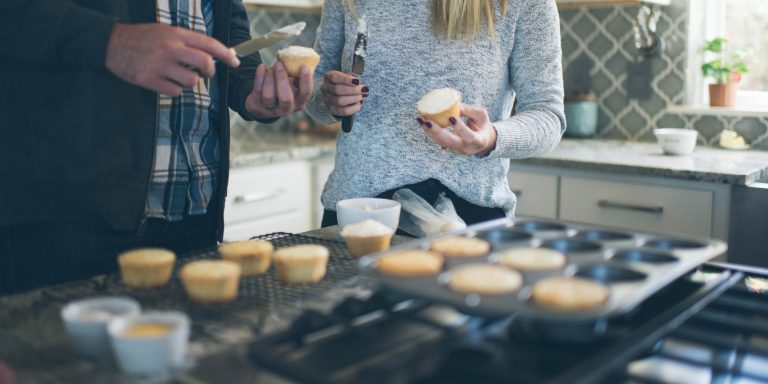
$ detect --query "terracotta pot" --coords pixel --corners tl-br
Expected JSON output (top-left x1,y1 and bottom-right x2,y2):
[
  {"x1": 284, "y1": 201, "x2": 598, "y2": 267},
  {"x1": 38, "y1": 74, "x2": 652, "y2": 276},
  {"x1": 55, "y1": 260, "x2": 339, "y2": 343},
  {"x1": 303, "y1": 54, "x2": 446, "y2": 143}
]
[{"x1": 708, "y1": 72, "x2": 742, "y2": 108}]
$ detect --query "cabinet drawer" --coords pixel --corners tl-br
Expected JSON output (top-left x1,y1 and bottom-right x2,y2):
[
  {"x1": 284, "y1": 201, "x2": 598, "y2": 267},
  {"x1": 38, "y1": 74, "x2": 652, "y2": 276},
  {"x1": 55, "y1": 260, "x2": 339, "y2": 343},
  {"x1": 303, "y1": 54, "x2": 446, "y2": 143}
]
[
  {"x1": 559, "y1": 176, "x2": 713, "y2": 237},
  {"x1": 507, "y1": 170, "x2": 558, "y2": 219},
  {"x1": 225, "y1": 162, "x2": 311, "y2": 226}
]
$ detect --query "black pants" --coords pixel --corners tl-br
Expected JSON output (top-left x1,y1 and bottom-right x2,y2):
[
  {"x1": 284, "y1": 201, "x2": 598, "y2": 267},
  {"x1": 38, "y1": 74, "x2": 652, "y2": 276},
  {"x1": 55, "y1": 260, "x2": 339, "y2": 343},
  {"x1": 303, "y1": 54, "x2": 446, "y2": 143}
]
[
  {"x1": 0, "y1": 209, "x2": 218, "y2": 296},
  {"x1": 322, "y1": 178, "x2": 506, "y2": 231}
]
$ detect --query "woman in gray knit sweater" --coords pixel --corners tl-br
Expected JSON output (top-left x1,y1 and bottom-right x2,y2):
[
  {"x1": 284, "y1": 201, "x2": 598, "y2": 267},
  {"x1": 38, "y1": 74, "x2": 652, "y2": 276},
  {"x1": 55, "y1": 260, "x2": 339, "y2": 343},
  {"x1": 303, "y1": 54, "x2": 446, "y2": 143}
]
[{"x1": 306, "y1": 0, "x2": 565, "y2": 227}]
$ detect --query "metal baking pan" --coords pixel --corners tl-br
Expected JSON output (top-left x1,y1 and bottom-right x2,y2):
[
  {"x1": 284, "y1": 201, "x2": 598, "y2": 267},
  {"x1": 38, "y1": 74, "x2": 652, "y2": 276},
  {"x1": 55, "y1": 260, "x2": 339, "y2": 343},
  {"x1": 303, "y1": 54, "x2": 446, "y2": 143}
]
[{"x1": 358, "y1": 217, "x2": 728, "y2": 321}]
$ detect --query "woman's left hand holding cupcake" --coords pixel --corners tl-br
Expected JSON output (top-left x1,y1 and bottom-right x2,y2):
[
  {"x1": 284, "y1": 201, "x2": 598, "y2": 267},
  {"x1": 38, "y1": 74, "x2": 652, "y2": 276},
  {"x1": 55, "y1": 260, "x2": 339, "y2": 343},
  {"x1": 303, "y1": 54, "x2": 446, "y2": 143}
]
[
  {"x1": 245, "y1": 62, "x2": 313, "y2": 119},
  {"x1": 419, "y1": 104, "x2": 497, "y2": 156}
]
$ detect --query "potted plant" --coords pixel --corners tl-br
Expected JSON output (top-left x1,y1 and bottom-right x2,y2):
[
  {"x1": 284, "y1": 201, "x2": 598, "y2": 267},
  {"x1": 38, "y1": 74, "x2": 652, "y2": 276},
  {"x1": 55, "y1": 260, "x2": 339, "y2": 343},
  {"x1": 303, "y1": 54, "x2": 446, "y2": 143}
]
[{"x1": 701, "y1": 37, "x2": 749, "y2": 107}]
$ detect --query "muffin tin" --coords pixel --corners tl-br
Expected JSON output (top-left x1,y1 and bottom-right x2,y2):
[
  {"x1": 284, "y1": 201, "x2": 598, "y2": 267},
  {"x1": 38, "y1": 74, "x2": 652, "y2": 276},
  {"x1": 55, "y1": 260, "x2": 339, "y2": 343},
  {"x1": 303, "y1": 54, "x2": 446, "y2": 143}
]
[{"x1": 358, "y1": 217, "x2": 728, "y2": 321}]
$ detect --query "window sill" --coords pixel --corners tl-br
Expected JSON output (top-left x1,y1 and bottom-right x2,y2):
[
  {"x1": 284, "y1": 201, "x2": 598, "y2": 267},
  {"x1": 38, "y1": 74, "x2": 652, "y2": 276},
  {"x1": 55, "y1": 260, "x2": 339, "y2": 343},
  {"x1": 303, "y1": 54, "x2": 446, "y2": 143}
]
[{"x1": 668, "y1": 105, "x2": 768, "y2": 117}]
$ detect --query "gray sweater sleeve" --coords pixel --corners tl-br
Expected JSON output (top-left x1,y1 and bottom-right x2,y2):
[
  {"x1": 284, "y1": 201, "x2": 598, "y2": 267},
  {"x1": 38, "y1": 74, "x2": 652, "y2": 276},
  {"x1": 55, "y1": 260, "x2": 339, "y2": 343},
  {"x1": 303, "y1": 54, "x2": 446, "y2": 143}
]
[
  {"x1": 305, "y1": 0, "x2": 345, "y2": 125},
  {"x1": 487, "y1": 0, "x2": 566, "y2": 160}
]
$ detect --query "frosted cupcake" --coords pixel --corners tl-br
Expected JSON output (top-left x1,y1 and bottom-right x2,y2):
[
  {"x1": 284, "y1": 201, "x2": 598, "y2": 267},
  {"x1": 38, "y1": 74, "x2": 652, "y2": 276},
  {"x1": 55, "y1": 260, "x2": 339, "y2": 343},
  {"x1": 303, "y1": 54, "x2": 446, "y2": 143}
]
[
  {"x1": 277, "y1": 46, "x2": 321, "y2": 77},
  {"x1": 416, "y1": 88, "x2": 462, "y2": 128},
  {"x1": 340, "y1": 219, "x2": 395, "y2": 257}
]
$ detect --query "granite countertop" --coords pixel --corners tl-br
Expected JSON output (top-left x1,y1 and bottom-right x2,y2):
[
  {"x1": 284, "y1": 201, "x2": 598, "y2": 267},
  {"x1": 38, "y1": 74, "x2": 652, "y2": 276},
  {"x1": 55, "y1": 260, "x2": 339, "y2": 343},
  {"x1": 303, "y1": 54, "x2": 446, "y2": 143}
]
[
  {"x1": 517, "y1": 139, "x2": 768, "y2": 185},
  {"x1": 229, "y1": 121, "x2": 337, "y2": 168}
]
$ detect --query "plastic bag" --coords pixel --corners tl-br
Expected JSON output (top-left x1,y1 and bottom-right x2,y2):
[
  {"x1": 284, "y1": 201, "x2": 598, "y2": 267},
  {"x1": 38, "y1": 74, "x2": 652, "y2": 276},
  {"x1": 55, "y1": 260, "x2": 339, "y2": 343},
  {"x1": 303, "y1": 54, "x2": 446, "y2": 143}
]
[{"x1": 392, "y1": 188, "x2": 467, "y2": 238}]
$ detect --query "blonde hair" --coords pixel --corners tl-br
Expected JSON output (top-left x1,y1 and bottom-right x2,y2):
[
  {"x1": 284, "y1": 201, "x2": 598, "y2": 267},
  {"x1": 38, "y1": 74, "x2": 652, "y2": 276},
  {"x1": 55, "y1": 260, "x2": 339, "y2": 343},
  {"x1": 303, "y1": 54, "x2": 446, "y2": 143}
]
[{"x1": 345, "y1": 1, "x2": 507, "y2": 40}]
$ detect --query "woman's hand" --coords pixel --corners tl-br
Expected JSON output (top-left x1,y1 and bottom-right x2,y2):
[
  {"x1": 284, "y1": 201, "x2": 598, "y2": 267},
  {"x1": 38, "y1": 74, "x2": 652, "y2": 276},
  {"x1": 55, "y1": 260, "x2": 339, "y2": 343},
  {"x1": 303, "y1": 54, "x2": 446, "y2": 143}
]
[
  {"x1": 245, "y1": 62, "x2": 313, "y2": 119},
  {"x1": 419, "y1": 104, "x2": 497, "y2": 156},
  {"x1": 321, "y1": 71, "x2": 368, "y2": 116}
]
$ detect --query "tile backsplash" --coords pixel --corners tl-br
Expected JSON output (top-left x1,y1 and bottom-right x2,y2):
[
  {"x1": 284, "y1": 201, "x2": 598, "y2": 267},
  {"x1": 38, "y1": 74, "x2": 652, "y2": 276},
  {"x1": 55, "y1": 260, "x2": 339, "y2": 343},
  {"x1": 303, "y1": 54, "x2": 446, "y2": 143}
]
[
  {"x1": 561, "y1": 0, "x2": 768, "y2": 149},
  {"x1": 244, "y1": 3, "x2": 768, "y2": 150}
]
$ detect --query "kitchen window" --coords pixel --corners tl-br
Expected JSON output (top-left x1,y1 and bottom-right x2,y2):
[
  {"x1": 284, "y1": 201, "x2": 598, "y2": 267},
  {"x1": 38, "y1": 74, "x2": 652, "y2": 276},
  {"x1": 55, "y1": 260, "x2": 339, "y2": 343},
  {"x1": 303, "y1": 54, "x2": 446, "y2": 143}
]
[{"x1": 686, "y1": 0, "x2": 768, "y2": 111}]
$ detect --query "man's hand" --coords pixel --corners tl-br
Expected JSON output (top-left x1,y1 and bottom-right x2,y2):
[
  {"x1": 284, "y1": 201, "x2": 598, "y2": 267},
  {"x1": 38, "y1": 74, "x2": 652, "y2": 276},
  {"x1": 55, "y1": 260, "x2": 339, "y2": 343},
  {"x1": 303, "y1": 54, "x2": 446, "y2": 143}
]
[
  {"x1": 244, "y1": 62, "x2": 313, "y2": 119},
  {"x1": 105, "y1": 23, "x2": 240, "y2": 96}
]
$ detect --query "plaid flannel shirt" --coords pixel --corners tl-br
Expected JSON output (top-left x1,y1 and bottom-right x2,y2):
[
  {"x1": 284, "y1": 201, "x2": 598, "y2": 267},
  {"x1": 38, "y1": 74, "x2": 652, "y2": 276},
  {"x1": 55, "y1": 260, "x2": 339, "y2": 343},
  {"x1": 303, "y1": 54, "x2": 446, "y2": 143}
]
[{"x1": 146, "y1": 0, "x2": 220, "y2": 221}]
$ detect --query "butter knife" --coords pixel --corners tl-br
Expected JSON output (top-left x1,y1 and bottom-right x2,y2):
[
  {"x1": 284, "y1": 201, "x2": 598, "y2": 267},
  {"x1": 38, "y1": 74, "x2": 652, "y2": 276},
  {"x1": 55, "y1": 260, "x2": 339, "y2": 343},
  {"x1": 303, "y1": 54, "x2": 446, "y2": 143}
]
[
  {"x1": 232, "y1": 21, "x2": 306, "y2": 57},
  {"x1": 341, "y1": 31, "x2": 367, "y2": 133}
]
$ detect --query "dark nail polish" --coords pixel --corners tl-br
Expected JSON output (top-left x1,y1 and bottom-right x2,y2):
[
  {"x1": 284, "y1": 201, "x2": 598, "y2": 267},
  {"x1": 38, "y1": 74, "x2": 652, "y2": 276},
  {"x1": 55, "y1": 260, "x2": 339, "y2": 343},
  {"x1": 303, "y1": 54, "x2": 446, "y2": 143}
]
[
  {"x1": 352, "y1": 78, "x2": 360, "y2": 85},
  {"x1": 416, "y1": 117, "x2": 424, "y2": 125},
  {"x1": 449, "y1": 117, "x2": 457, "y2": 125},
  {"x1": 360, "y1": 100, "x2": 364, "y2": 105},
  {"x1": 425, "y1": 121, "x2": 433, "y2": 129},
  {"x1": 362, "y1": 85, "x2": 369, "y2": 93},
  {"x1": 362, "y1": 93, "x2": 369, "y2": 98}
]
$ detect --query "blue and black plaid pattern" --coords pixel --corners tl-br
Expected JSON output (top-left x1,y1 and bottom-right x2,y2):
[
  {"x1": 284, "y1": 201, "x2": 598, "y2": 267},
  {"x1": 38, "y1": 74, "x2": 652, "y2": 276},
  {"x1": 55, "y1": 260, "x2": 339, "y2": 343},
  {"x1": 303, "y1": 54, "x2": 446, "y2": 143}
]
[{"x1": 147, "y1": 0, "x2": 220, "y2": 221}]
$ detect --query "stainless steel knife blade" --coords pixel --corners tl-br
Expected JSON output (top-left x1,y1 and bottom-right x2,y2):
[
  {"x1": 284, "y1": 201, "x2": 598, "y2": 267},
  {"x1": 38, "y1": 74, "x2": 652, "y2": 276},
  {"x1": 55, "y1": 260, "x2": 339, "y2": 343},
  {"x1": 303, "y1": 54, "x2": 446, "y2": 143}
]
[
  {"x1": 342, "y1": 32, "x2": 367, "y2": 133},
  {"x1": 232, "y1": 21, "x2": 306, "y2": 57}
]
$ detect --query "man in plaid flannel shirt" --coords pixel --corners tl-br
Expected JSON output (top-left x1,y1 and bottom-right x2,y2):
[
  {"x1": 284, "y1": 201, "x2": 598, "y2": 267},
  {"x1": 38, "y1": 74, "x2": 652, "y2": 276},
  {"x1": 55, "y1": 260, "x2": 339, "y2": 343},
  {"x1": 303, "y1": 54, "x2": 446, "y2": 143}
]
[{"x1": 0, "y1": 0, "x2": 313, "y2": 294}]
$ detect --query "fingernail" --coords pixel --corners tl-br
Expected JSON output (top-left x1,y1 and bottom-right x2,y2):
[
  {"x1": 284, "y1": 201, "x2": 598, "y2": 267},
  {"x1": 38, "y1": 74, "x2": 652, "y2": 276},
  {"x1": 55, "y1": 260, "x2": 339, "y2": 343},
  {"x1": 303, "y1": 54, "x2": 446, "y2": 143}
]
[
  {"x1": 449, "y1": 117, "x2": 457, "y2": 125},
  {"x1": 362, "y1": 93, "x2": 369, "y2": 98},
  {"x1": 360, "y1": 100, "x2": 365, "y2": 105},
  {"x1": 352, "y1": 78, "x2": 360, "y2": 85},
  {"x1": 441, "y1": 147, "x2": 447, "y2": 151},
  {"x1": 425, "y1": 121, "x2": 433, "y2": 129},
  {"x1": 362, "y1": 85, "x2": 369, "y2": 93},
  {"x1": 416, "y1": 117, "x2": 424, "y2": 125}
]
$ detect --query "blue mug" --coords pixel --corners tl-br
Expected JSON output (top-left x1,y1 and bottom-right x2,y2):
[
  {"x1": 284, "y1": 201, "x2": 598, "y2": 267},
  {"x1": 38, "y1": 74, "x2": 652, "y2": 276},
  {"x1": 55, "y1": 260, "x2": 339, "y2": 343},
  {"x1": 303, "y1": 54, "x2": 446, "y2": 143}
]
[{"x1": 564, "y1": 100, "x2": 598, "y2": 138}]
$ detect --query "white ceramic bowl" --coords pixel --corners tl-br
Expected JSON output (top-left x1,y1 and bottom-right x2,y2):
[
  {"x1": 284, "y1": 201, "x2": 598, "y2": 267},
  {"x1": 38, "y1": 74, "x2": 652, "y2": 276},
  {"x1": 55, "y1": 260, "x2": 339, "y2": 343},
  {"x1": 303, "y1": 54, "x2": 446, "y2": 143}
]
[
  {"x1": 61, "y1": 297, "x2": 141, "y2": 360},
  {"x1": 336, "y1": 198, "x2": 401, "y2": 230},
  {"x1": 654, "y1": 128, "x2": 698, "y2": 155},
  {"x1": 108, "y1": 311, "x2": 190, "y2": 377}
]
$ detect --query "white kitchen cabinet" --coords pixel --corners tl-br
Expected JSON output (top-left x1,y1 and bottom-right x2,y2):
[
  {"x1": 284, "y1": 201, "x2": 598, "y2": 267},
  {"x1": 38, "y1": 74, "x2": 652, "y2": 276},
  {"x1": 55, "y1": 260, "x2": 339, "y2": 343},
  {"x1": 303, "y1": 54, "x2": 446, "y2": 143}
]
[
  {"x1": 224, "y1": 161, "x2": 312, "y2": 241},
  {"x1": 507, "y1": 169, "x2": 559, "y2": 219},
  {"x1": 508, "y1": 165, "x2": 731, "y2": 240}
]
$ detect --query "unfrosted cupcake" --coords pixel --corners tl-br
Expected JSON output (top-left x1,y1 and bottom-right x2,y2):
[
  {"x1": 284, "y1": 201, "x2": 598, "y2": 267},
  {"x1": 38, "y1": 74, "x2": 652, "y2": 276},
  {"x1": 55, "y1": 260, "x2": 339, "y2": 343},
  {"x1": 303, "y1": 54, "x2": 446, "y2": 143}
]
[
  {"x1": 218, "y1": 240, "x2": 273, "y2": 276},
  {"x1": 431, "y1": 236, "x2": 491, "y2": 259},
  {"x1": 340, "y1": 219, "x2": 395, "y2": 258},
  {"x1": 277, "y1": 46, "x2": 321, "y2": 77},
  {"x1": 118, "y1": 248, "x2": 176, "y2": 288},
  {"x1": 179, "y1": 260, "x2": 241, "y2": 303},
  {"x1": 273, "y1": 245, "x2": 330, "y2": 284}
]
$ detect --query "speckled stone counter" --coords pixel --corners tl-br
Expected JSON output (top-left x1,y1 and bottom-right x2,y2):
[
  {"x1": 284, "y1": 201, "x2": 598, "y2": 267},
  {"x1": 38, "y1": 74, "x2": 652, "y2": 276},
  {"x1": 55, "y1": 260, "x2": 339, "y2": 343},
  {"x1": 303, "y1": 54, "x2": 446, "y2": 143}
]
[
  {"x1": 517, "y1": 139, "x2": 768, "y2": 185},
  {"x1": 229, "y1": 121, "x2": 337, "y2": 168}
]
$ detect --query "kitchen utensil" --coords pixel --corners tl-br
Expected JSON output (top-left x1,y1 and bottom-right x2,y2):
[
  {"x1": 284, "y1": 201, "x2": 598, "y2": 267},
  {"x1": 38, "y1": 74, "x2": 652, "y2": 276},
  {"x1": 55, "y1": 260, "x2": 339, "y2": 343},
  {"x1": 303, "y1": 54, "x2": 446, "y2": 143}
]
[
  {"x1": 232, "y1": 21, "x2": 306, "y2": 57},
  {"x1": 61, "y1": 297, "x2": 141, "y2": 360},
  {"x1": 341, "y1": 27, "x2": 367, "y2": 133},
  {"x1": 359, "y1": 217, "x2": 727, "y2": 321},
  {"x1": 336, "y1": 198, "x2": 400, "y2": 231},
  {"x1": 654, "y1": 128, "x2": 698, "y2": 155}
]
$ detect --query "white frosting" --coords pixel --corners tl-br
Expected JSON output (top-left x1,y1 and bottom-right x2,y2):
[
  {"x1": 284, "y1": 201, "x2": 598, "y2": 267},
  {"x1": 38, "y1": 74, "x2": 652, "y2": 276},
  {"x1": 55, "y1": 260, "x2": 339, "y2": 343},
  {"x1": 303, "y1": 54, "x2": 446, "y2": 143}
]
[
  {"x1": 341, "y1": 219, "x2": 394, "y2": 237},
  {"x1": 276, "y1": 21, "x2": 306, "y2": 36},
  {"x1": 357, "y1": 16, "x2": 367, "y2": 34},
  {"x1": 720, "y1": 130, "x2": 750, "y2": 150},
  {"x1": 416, "y1": 88, "x2": 461, "y2": 114},
  {"x1": 277, "y1": 45, "x2": 317, "y2": 57}
]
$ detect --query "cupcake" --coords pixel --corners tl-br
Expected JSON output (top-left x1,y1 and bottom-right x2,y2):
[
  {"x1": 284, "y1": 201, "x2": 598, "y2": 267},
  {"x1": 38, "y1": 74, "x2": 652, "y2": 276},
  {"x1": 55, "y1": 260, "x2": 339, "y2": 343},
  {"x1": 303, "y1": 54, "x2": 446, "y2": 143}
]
[
  {"x1": 430, "y1": 236, "x2": 490, "y2": 259},
  {"x1": 118, "y1": 248, "x2": 176, "y2": 288},
  {"x1": 448, "y1": 264, "x2": 523, "y2": 295},
  {"x1": 340, "y1": 219, "x2": 395, "y2": 257},
  {"x1": 497, "y1": 247, "x2": 566, "y2": 271},
  {"x1": 218, "y1": 240, "x2": 273, "y2": 276},
  {"x1": 531, "y1": 276, "x2": 609, "y2": 311},
  {"x1": 416, "y1": 88, "x2": 461, "y2": 128},
  {"x1": 376, "y1": 250, "x2": 444, "y2": 277},
  {"x1": 179, "y1": 260, "x2": 241, "y2": 303},
  {"x1": 277, "y1": 46, "x2": 321, "y2": 77},
  {"x1": 273, "y1": 245, "x2": 330, "y2": 284}
]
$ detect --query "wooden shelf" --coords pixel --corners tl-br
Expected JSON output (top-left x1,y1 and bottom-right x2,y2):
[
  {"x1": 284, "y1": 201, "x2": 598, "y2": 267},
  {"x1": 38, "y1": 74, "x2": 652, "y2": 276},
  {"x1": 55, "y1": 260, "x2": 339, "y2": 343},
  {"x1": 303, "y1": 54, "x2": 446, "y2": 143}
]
[{"x1": 556, "y1": 0, "x2": 670, "y2": 8}]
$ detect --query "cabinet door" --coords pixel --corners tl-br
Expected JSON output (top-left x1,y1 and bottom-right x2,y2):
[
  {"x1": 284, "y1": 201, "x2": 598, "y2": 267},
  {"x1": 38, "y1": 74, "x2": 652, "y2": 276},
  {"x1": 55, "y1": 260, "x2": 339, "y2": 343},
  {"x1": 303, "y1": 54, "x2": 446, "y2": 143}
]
[
  {"x1": 559, "y1": 176, "x2": 713, "y2": 237},
  {"x1": 224, "y1": 162, "x2": 312, "y2": 240},
  {"x1": 312, "y1": 159, "x2": 335, "y2": 228},
  {"x1": 507, "y1": 170, "x2": 558, "y2": 219}
]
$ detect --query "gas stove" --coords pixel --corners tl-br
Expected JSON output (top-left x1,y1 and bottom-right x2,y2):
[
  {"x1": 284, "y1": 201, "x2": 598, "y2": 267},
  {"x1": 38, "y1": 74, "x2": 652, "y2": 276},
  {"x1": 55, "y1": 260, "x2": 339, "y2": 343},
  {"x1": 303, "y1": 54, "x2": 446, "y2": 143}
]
[{"x1": 237, "y1": 263, "x2": 768, "y2": 384}]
